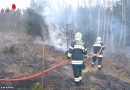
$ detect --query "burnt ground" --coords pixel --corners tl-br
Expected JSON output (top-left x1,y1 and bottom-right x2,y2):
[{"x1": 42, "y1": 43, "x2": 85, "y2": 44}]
[
  {"x1": 43, "y1": 48, "x2": 130, "y2": 90},
  {"x1": 0, "y1": 43, "x2": 130, "y2": 90},
  {"x1": 43, "y1": 58, "x2": 130, "y2": 90}
]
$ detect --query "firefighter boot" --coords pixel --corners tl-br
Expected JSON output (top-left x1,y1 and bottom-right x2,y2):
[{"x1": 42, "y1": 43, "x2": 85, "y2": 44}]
[
  {"x1": 91, "y1": 62, "x2": 95, "y2": 68},
  {"x1": 75, "y1": 81, "x2": 81, "y2": 86},
  {"x1": 98, "y1": 65, "x2": 103, "y2": 70}
]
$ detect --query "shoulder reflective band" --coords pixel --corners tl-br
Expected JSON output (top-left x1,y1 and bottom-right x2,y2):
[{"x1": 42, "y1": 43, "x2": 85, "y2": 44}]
[
  {"x1": 102, "y1": 46, "x2": 105, "y2": 47},
  {"x1": 94, "y1": 43, "x2": 101, "y2": 47},
  {"x1": 74, "y1": 45, "x2": 84, "y2": 49}
]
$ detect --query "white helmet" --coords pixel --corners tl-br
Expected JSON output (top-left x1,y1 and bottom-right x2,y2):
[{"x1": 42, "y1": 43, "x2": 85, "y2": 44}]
[
  {"x1": 96, "y1": 37, "x2": 101, "y2": 43},
  {"x1": 75, "y1": 32, "x2": 82, "y2": 41}
]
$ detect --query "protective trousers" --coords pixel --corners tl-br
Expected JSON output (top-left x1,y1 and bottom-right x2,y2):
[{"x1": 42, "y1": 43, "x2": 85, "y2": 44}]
[
  {"x1": 92, "y1": 56, "x2": 103, "y2": 67},
  {"x1": 72, "y1": 64, "x2": 83, "y2": 84}
]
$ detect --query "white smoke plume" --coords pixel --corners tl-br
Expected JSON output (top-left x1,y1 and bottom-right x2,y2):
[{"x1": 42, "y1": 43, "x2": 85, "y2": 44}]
[
  {"x1": 32, "y1": 0, "x2": 122, "y2": 52},
  {"x1": 43, "y1": 14, "x2": 67, "y2": 51}
]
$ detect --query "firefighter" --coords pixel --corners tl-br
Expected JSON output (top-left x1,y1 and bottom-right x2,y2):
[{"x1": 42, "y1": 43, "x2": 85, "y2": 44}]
[
  {"x1": 92, "y1": 37, "x2": 105, "y2": 70},
  {"x1": 67, "y1": 32, "x2": 87, "y2": 86}
]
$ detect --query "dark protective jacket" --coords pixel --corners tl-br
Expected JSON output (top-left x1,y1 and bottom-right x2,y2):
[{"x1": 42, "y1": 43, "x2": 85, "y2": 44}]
[
  {"x1": 68, "y1": 40, "x2": 87, "y2": 65},
  {"x1": 93, "y1": 42, "x2": 105, "y2": 57}
]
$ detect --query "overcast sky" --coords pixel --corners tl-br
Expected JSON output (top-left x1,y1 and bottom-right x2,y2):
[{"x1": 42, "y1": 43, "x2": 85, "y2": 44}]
[
  {"x1": 0, "y1": 0, "x2": 31, "y2": 9},
  {"x1": 0, "y1": 0, "x2": 120, "y2": 10}
]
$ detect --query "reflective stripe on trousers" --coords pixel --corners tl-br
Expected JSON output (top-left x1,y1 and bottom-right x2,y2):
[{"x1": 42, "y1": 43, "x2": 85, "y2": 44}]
[
  {"x1": 75, "y1": 77, "x2": 80, "y2": 82},
  {"x1": 71, "y1": 60, "x2": 83, "y2": 64},
  {"x1": 75, "y1": 76, "x2": 82, "y2": 82}
]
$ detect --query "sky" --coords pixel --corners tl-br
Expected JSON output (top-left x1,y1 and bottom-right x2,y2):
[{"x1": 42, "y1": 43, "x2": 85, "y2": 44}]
[
  {"x1": 47, "y1": 0, "x2": 121, "y2": 11},
  {"x1": 0, "y1": 0, "x2": 120, "y2": 10},
  {"x1": 0, "y1": 0, "x2": 31, "y2": 9}
]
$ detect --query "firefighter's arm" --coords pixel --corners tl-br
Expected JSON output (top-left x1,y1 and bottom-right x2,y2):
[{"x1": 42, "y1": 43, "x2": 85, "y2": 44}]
[
  {"x1": 67, "y1": 43, "x2": 74, "y2": 59},
  {"x1": 101, "y1": 43, "x2": 105, "y2": 50},
  {"x1": 83, "y1": 48, "x2": 88, "y2": 55},
  {"x1": 67, "y1": 48, "x2": 72, "y2": 59},
  {"x1": 67, "y1": 52, "x2": 72, "y2": 59},
  {"x1": 93, "y1": 45, "x2": 97, "y2": 56},
  {"x1": 83, "y1": 48, "x2": 87, "y2": 58}
]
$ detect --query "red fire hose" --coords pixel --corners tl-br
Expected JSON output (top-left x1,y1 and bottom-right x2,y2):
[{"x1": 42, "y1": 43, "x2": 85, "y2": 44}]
[{"x1": 0, "y1": 48, "x2": 102, "y2": 82}]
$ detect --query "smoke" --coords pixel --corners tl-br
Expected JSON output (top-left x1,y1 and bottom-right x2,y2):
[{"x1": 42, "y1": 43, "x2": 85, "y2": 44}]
[
  {"x1": 23, "y1": 0, "x2": 68, "y2": 51},
  {"x1": 43, "y1": 15, "x2": 67, "y2": 51},
  {"x1": 23, "y1": 0, "x2": 49, "y2": 42},
  {"x1": 44, "y1": 0, "x2": 124, "y2": 51},
  {"x1": 23, "y1": 0, "x2": 130, "y2": 52}
]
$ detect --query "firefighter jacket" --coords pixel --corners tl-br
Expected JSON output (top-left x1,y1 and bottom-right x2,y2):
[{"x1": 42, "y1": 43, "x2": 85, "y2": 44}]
[
  {"x1": 67, "y1": 40, "x2": 87, "y2": 65},
  {"x1": 93, "y1": 41, "x2": 105, "y2": 57}
]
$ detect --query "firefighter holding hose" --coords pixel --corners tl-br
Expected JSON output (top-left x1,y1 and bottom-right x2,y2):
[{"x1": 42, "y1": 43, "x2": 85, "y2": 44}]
[
  {"x1": 92, "y1": 37, "x2": 105, "y2": 70},
  {"x1": 67, "y1": 32, "x2": 87, "y2": 86}
]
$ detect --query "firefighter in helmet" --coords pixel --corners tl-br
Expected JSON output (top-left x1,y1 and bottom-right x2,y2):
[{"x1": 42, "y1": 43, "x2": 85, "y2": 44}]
[
  {"x1": 67, "y1": 32, "x2": 87, "y2": 86},
  {"x1": 92, "y1": 37, "x2": 105, "y2": 70}
]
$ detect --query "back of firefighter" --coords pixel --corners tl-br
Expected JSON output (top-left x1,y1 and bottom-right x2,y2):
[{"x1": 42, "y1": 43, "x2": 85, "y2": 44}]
[
  {"x1": 67, "y1": 32, "x2": 87, "y2": 86},
  {"x1": 92, "y1": 37, "x2": 105, "y2": 70}
]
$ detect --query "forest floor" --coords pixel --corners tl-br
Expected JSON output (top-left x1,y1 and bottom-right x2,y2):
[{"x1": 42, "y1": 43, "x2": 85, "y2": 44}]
[
  {"x1": 0, "y1": 41, "x2": 130, "y2": 90},
  {"x1": 43, "y1": 51, "x2": 130, "y2": 90}
]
